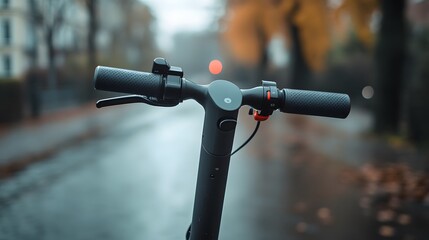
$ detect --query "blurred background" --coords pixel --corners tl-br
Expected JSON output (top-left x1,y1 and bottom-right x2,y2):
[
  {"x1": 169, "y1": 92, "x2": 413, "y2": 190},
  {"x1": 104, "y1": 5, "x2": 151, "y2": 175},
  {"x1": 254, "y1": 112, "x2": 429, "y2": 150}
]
[{"x1": 0, "y1": 0, "x2": 429, "y2": 239}]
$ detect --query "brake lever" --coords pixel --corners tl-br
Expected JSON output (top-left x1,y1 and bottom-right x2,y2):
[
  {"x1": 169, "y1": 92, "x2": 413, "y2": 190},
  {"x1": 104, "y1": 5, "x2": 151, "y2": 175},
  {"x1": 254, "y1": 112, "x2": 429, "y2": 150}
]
[{"x1": 96, "y1": 95, "x2": 179, "y2": 108}]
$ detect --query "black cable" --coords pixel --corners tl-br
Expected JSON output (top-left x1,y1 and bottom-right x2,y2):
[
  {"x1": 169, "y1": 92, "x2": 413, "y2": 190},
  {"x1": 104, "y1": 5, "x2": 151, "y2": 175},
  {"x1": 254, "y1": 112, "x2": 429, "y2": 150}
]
[
  {"x1": 230, "y1": 120, "x2": 261, "y2": 156},
  {"x1": 186, "y1": 224, "x2": 191, "y2": 240}
]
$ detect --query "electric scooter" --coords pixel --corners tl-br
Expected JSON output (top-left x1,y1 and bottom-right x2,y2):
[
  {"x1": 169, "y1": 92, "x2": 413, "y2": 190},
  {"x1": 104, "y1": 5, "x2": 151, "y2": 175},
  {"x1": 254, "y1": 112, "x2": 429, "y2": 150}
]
[{"x1": 93, "y1": 58, "x2": 350, "y2": 240}]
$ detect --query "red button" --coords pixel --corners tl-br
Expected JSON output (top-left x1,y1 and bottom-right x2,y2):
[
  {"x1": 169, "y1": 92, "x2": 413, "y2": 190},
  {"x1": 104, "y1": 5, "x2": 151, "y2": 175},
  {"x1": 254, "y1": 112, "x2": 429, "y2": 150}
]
[{"x1": 253, "y1": 111, "x2": 269, "y2": 121}]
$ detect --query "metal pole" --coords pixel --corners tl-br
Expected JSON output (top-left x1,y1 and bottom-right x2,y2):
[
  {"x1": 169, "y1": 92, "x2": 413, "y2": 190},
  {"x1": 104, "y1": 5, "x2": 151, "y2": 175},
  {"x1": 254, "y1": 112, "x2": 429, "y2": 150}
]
[{"x1": 189, "y1": 80, "x2": 242, "y2": 240}]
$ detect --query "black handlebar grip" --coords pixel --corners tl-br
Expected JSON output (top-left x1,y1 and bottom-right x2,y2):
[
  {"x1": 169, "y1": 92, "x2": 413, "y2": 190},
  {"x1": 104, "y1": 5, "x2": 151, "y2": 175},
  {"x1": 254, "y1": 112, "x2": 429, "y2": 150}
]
[
  {"x1": 94, "y1": 66, "x2": 163, "y2": 98},
  {"x1": 280, "y1": 89, "x2": 350, "y2": 118}
]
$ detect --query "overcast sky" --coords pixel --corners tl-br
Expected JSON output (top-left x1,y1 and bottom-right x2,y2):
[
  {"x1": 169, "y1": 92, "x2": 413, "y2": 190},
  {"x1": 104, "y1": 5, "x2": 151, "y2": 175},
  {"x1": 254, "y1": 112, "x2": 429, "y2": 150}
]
[{"x1": 139, "y1": 0, "x2": 223, "y2": 51}]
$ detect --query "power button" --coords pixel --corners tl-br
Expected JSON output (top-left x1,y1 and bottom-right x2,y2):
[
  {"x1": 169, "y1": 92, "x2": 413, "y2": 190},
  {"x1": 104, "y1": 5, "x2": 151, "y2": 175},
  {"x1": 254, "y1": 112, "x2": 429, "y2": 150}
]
[{"x1": 218, "y1": 119, "x2": 237, "y2": 131}]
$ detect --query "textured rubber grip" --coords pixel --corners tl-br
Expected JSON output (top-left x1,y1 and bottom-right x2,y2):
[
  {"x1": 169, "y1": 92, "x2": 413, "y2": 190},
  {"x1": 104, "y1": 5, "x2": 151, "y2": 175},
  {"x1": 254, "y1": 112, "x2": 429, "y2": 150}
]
[
  {"x1": 94, "y1": 66, "x2": 163, "y2": 98},
  {"x1": 280, "y1": 89, "x2": 350, "y2": 118}
]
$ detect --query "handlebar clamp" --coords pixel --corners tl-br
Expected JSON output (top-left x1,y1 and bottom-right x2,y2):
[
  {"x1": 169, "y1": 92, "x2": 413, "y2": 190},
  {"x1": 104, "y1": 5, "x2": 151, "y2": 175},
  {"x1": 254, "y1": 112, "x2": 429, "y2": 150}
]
[
  {"x1": 152, "y1": 57, "x2": 183, "y2": 101},
  {"x1": 260, "y1": 80, "x2": 281, "y2": 115},
  {"x1": 250, "y1": 80, "x2": 282, "y2": 121},
  {"x1": 152, "y1": 57, "x2": 183, "y2": 77}
]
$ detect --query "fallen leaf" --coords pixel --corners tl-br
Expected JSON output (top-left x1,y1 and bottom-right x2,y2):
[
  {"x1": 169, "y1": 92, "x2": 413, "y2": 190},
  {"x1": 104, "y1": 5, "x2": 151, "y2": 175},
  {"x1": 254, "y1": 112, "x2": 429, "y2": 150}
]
[
  {"x1": 296, "y1": 222, "x2": 308, "y2": 233},
  {"x1": 379, "y1": 225, "x2": 395, "y2": 237},
  {"x1": 377, "y1": 209, "x2": 396, "y2": 222},
  {"x1": 397, "y1": 214, "x2": 411, "y2": 225}
]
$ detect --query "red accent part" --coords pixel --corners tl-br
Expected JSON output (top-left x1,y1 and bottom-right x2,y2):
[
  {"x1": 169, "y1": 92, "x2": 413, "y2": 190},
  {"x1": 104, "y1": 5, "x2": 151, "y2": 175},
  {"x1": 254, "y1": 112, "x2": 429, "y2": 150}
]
[
  {"x1": 267, "y1": 91, "x2": 271, "y2": 101},
  {"x1": 253, "y1": 111, "x2": 269, "y2": 121}
]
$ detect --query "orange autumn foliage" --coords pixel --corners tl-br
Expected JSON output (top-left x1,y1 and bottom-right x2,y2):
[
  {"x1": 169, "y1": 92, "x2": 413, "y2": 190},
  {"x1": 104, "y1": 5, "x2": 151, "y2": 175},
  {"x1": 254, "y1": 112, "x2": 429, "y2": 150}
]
[
  {"x1": 223, "y1": 0, "x2": 330, "y2": 71},
  {"x1": 223, "y1": 0, "x2": 378, "y2": 71},
  {"x1": 287, "y1": 0, "x2": 331, "y2": 71},
  {"x1": 223, "y1": 0, "x2": 280, "y2": 65},
  {"x1": 335, "y1": 0, "x2": 378, "y2": 47}
]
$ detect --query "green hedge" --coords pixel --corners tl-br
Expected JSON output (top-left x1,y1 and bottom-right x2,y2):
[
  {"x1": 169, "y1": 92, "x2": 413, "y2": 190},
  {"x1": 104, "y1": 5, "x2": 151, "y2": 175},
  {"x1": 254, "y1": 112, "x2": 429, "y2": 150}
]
[{"x1": 0, "y1": 79, "x2": 24, "y2": 123}]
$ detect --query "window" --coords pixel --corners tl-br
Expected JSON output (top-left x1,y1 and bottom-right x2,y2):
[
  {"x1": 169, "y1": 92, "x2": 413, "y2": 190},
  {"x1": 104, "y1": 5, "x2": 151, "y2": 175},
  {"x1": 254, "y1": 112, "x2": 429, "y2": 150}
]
[
  {"x1": 3, "y1": 54, "x2": 11, "y2": 77},
  {"x1": 3, "y1": 19, "x2": 10, "y2": 45},
  {"x1": 1, "y1": 0, "x2": 9, "y2": 9}
]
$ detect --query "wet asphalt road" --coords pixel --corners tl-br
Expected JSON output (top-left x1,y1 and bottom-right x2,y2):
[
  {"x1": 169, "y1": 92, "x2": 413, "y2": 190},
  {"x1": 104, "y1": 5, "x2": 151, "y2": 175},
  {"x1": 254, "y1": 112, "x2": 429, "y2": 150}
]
[{"x1": 0, "y1": 102, "x2": 294, "y2": 240}]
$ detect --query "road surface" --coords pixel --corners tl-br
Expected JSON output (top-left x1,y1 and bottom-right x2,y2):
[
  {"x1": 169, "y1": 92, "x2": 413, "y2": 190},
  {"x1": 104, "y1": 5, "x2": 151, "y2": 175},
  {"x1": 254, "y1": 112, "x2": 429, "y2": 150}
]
[{"x1": 0, "y1": 102, "x2": 293, "y2": 240}]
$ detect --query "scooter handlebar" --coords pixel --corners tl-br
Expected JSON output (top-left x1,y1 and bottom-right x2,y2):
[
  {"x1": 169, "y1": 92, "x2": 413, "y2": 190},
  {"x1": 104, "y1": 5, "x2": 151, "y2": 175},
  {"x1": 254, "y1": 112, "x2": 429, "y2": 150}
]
[
  {"x1": 94, "y1": 66, "x2": 163, "y2": 98},
  {"x1": 280, "y1": 89, "x2": 350, "y2": 119},
  {"x1": 93, "y1": 65, "x2": 351, "y2": 119}
]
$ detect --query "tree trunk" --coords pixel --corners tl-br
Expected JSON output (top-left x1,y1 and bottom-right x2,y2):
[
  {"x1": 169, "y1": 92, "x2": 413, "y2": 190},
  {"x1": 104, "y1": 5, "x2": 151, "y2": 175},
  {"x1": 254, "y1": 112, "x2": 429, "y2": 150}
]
[
  {"x1": 27, "y1": 0, "x2": 41, "y2": 117},
  {"x1": 87, "y1": 0, "x2": 97, "y2": 70},
  {"x1": 256, "y1": 22, "x2": 269, "y2": 84},
  {"x1": 374, "y1": 0, "x2": 407, "y2": 134},
  {"x1": 47, "y1": 27, "x2": 56, "y2": 90},
  {"x1": 289, "y1": 22, "x2": 311, "y2": 89},
  {"x1": 28, "y1": 0, "x2": 38, "y2": 68},
  {"x1": 287, "y1": 2, "x2": 311, "y2": 89},
  {"x1": 86, "y1": 0, "x2": 98, "y2": 100},
  {"x1": 407, "y1": 30, "x2": 429, "y2": 144}
]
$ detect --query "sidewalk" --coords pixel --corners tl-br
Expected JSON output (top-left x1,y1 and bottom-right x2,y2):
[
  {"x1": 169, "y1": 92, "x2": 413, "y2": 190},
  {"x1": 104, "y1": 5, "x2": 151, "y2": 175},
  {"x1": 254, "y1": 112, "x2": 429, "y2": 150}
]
[
  {"x1": 279, "y1": 109, "x2": 429, "y2": 240},
  {"x1": 0, "y1": 102, "x2": 134, "y2": 178}
]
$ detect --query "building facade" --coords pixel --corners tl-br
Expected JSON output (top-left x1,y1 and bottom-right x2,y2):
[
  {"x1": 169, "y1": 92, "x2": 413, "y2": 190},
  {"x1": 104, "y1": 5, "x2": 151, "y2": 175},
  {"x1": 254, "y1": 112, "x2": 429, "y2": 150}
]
[
  {"x1": 0, "y1": 0, "x2": 30, "y2": 79},
  {"x1": 0, "y1": 0, "x2": 89, "y2": 80}
]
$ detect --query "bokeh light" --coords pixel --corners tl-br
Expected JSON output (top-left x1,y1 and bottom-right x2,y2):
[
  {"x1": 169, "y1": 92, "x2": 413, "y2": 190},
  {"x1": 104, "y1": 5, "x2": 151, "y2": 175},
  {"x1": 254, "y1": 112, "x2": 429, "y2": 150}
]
[
  {"x1": 362, "y1": 86, "x2": 374, "y2": 99},
  {"x1": 209, "y1": 59, "x2": 223, "y2": 75}
]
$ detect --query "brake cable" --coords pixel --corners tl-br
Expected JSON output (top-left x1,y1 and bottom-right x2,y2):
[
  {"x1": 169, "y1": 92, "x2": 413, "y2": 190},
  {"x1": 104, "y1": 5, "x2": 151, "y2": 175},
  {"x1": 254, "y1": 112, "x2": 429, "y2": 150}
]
[
  {"x1": 229, "y1": 80, "x2": 277, "y2": 156},
  {"x1": 230, "y1": 109, "x2": 262, "y2": 156}
]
